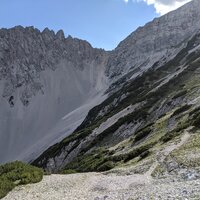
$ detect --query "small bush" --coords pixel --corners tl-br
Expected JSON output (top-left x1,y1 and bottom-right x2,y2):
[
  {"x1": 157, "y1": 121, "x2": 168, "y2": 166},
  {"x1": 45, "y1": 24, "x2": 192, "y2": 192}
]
[
  {"x1": 171, "y1": 104, "x2": 191, "y2": 117},
  {"x1": 172, "y1": 90, "x2": 187, "y2": 99},
  {"x1": 0, "y1": 178, "x2": 14, "y2": 199},
  {"x1": 97, "y1": 161, "x2": 115, "y2": 172},
  {"x1": 189, "y1": 106, "x2": 200, "y2": 116},
  {"x1": 124, "y1": 143, "x2": 154, "y2": 162},
  {"x1": 63, "y1": 150, "x2": 107, "y2": 173},
  {"x1": 110, "y1": 154, "x2": 127, "y2": 162},
  {"x1": 160, "y1": 119, "x2": 190, "y2": 143},
  {"x1": 192, "y1": 113, "x2": 200, "y2": 128},
  {"x1": 62, "y1": 169, "x2": 77, "y2": 174},
  {"x1": 139, "y1": 150, "x2": 150, "y2": 160},
  {"x1": 134, "y1": 127, "x2": 152, "y2": 142},
  {"x1": 0, "y1": 161, "x2": 43, "y2": 199}
]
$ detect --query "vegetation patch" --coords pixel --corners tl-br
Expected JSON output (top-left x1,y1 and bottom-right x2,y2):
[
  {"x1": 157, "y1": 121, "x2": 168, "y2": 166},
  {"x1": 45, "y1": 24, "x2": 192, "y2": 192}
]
[
  {"x1": 192, "y1": 113, "x2": 200, "y2": 128},
  {"x1": 62, "y1": 148, "x2": 111, "y2": 173},
  {"x1": 0, "y1": 161, "x2": 43, "y2": 199},
  {"x1": 97, "y1": 161, "x2": 115, "y2": 172},
  {"x1": 171, "y1": 104, "x2": 192, "y2": 117},
  {"x1": 61, "y1": 169, "x2": 77, "y2": 174},
  {"x1": 172, "y1": 90, "x2": 187, "y2": 100},
  {"x1": 139, "y1": 150, "x2": 151, "y2": 160},
  {"x1": 171, "y1": 132, "x2": 200, "y2": 168},
  {"x1": 151, "y1": 164, "x2": 166, "y2": 178},
  {"x1": 124, "y1": 142, "x2": 155, "y2": 163},
  {"x1": 160, "y1": 116, "x2": 190, "y2": 143},
  {"x1": 134, "y1": 126, "x2": 152, "y2": 143}
]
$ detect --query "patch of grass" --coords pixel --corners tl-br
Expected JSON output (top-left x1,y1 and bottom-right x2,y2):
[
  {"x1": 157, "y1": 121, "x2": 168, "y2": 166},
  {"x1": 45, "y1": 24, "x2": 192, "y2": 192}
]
[
  {"x1": 139, "y1": 150, "x2": 151, "y2": 160},
  {"x1": 189, "y1": 106, "x2": 200, "y2": 116},
  {"x1": 171, "y1": 104, "x2": 192, "y2": 117},
  {"x1": 192, "y1": 113, "x2": 200, "y2": 128},
  {"x1": 0, "y1": 161, "x2": 43, "y2": 199},
  {"x1": 172, "y1": 90, "x2": 187, "y2": 99},
  {"x1": 160, "y1": 118, "x2": 190, "y2": 143},
  {"x1": 0, "y1": 178, "x2": 14, "y2": 199},
  {"x1": 134, "y1": 126, "x2": 152, "y2": 143},
  {"x1": 62, "y1": 169, "x2": 78, "y2": 174},
  {"x1": 151, "y1": 164, "x2": 166, "y2": 178},
  {"x1": 171, "y1": 132, "x2": 200, "y2": 168},
  {"x1": 124, "y1": 142, "x2": 155, "y2": 162},
  {"x1": 97, "y1": 161, "x2": 115, "y2": 172},
  {"x1": 62, "y1": 148, "x2": 109, "y2": 173}
]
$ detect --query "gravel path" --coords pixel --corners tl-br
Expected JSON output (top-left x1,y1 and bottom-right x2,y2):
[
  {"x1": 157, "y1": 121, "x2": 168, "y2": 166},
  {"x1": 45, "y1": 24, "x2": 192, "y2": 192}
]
[{"x1": 4, "y1": 130, "x2": 200, "y2": 200}]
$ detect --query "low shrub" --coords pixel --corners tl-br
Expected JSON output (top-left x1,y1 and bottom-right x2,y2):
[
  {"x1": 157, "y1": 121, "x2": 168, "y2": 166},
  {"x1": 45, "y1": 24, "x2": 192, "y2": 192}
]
[
  {"x1": 62, "y1": 169, "x2": 77, "y2": 174},
  {"x1": 171, "y1": 104, "x2": 192, "y2": 117},
  {"x1": 0, "y1": 178, "x2": 14, "y2": 199},
  {"x1": 139, "y1": 150, "x2": 150, "y2": 160},
  {"x1": 160, "y1": 119, "x2": 190, "y2": 143},
  {"x1": 0, "y1": 161, "x2": 43, "y2": 199},
  {"x1": 134, "y1": 127, "x2": 152, "y2": 142},
  {"x1": 172, "y1": 90, "x2": 187, "y2": 99},
  {"x1": 124, "y1": 143, "x2": 153, "y2": 162},
  {"x1": 63, "y1": 150, "x2": 107, "y2": 173},
  {"x1": 110, "y1": 154, "x2": 127, "y2": 162},
  {"x1": 97, "y1": 161, "x2": 115, "y2": 172},
  {"x1": 192, "y1": 113, "x2": 200, "y2": 128}
]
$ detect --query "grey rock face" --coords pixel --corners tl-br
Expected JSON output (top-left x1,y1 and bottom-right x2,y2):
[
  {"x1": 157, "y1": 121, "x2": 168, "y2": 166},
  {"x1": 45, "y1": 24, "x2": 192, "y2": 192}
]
[
  {"x1": 0, "y1": 26, "x2": 107, "y2": 106},
  {"x1": 106, "y1": 0, "x2": 200, "y2": 78},
  {"x1": 0, "y1": 26, "x2": 108, "y2": 163}
]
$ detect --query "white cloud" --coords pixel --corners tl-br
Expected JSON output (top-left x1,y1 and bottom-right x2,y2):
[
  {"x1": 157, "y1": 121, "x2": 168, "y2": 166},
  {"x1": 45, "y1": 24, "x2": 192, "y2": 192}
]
[
  {"x1": 143, "y1": 0, "x2": 192, "y2": 15},
  {"x1": 125, "y1": 0, "x2": 192, "y2": 15}
]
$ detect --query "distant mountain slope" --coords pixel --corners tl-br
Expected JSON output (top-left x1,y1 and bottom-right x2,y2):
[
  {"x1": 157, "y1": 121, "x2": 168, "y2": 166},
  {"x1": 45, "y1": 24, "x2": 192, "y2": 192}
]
[{"x1": 0, "y1": 26, "x2": 108, "y2": 163}]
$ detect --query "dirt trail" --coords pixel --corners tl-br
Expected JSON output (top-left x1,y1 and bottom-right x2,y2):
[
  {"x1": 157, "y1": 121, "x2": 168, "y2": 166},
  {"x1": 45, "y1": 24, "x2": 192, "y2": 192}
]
[{"x1": 146, "y1": 128, "x2": 191, "y2": 177}]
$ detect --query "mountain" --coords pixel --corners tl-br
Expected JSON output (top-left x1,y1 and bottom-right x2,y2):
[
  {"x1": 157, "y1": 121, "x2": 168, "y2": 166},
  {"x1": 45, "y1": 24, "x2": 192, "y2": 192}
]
[
  {"x1": 31, "y1": 0, "x2": 200, "y2": 180},
  {"x1": 1, "y1": 0, "x2": 200, "y2": 183},
  {"x1": 0, "y1": 26, "x2": 108, "y2": 163},
  {"x1": 107, "y1": 0, "x2": 200, "y2": 79}
]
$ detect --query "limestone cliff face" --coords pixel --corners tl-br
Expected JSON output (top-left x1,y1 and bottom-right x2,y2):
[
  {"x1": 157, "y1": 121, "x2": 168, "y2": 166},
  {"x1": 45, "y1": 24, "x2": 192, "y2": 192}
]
[
  {"x1": 0, "y1": 26, "x2": 108, "y2": 163},
  {"x1": 106, "y1": 0, "x2": 200, "y2": 78},
  {"x1": 0, "y1": 26, "x2": 107, "y2": 106}
]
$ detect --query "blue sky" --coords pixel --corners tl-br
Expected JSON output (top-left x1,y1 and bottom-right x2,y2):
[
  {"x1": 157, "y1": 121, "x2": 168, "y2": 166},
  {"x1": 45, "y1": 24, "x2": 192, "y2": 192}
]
[{"x1": 0, "y1": 0, "x2": 190, "y2": 50}]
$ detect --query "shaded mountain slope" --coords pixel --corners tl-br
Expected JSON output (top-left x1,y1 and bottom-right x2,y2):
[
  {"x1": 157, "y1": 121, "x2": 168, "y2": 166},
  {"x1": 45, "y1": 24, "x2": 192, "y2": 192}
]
[{"x1": 0, "y1": 26, "x2": 108, "y2": 163}]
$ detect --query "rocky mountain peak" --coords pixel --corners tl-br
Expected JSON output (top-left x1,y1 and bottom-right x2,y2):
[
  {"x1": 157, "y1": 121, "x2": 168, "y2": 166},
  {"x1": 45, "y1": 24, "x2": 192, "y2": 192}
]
[
  {"x1": 106, "y1": 0, "x2": 200, "y2": 79},
  {"x1": 0, "y1": 26, "x2": 107, "y2": 107},
  {"x1": 56, "y1": 30, "x2": 65, "y2": 40}
]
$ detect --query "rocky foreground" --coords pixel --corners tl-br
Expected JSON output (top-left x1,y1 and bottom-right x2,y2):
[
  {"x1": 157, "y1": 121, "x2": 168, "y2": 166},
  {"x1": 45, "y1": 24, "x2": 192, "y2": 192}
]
[{"x1": 3, "y1": 172, "x2": 200, "y2": 200}]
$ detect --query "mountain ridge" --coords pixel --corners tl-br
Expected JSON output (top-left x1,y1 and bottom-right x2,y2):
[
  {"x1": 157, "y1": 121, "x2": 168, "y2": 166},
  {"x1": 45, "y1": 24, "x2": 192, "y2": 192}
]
[{"x1": 0, "y1": 25, "x2": 108, "y2": 163}]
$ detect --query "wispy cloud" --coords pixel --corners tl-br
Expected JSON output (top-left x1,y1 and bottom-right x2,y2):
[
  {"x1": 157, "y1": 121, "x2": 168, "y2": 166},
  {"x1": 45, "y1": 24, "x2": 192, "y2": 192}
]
[{"x1": 124, "y1": 0, "x2": 192, "y2": 15}]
